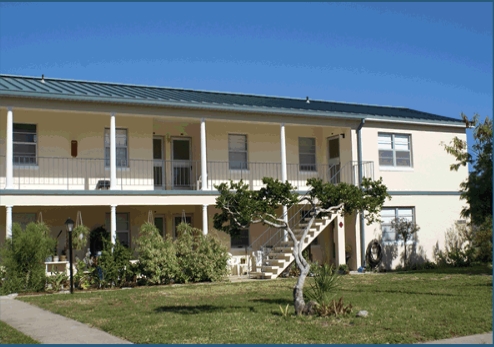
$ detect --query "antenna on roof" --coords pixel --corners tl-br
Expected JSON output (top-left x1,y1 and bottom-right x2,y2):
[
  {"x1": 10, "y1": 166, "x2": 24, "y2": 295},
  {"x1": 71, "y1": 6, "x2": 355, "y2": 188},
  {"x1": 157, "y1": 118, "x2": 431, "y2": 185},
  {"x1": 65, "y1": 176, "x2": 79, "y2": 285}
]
[
  {"x1": 41, "y1": 74, "x2": 45, "y2": 83},
  {"x1": 306, "y1": 96, "x2": 310, "y2": 104}
]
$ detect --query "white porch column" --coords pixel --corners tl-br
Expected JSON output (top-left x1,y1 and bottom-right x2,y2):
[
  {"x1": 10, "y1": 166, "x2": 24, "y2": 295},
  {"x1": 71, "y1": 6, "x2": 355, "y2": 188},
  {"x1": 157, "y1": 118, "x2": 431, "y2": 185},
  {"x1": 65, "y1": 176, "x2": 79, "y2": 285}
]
[
  {"x1": 281, "y1": 123, "x2": 288, "y2": 240},
  {"x1": 202, "y1": 204, "x2": 208, "y2": 235},
  {"x1": 6, "y1": 205, "x2": 13, "y2": 239},
  {"x1": 109, "y1": 113, "x2": 117, "y2": 190},
  {"x1": 200, "y1": 118, "x2": 208, "y2": 190},
  {"x1": 335, "y1": 214, "x2": 346, "y2": 266},
  {"x1": 5, "y1": 107, "x2": 13, "y2": 189},
  {"x1": 110, "y1": 205, "x2": 117, "y2": 245}
]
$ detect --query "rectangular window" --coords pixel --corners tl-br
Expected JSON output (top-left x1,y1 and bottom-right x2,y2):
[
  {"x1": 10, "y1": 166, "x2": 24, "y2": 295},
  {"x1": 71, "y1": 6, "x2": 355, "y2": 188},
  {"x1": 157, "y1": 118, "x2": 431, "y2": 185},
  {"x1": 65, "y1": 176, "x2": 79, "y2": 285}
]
[
  {"x1": 13, "y1": 213, "x2": 37, "y2": 229},
  {"x1": 228, "y1": 134, "x2": 248, "y2": 170},
  {"x1": 13, "y1": 123, "x2": 37, "y2": 165},
  {"x1": 378, "y1": 133, "x2": 412, "y2": 167},
  {"x1": 105, "y1": 213, "x2": 130, "y2": 247},
  {"x1": 299, "y1": 137, "x2": 316, "y2": 171},
  {"x1": 105, "y1": 128, "x2": 128, "y2": 167},
  {"x1": 381, "y1": 207, "x2": 415, "y2": 243},
  {"x1": 231, "y1": 228, "x2": 249, "y2": 248}
]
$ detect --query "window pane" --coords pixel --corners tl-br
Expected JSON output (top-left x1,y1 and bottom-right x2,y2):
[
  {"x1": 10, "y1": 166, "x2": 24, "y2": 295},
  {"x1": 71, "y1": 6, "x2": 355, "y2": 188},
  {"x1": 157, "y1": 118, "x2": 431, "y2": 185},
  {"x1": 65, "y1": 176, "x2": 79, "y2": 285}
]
[
  {"x1": 328, "y1": 138, "x2": 339, "y2": 159},
  {"x1": 378, "y1": 134, "x2": 392, "y2": 149},
  {"x1": 116, "y1": 130, "x2": 127, "y2": 146},
  {"x1": 379, "y1": 150, "x2": 394, "y2": 166},
  {"x1": 13, "y1": 144, "x2": 36, "y2": 157},
  {"x1": 229, "y1": 152, "x2": 248, "y2": 169},
  {"x1": 231, "y1": 229, "x2": 249, "y2": 247},
  {"x1": 173, "y1": 140, "x2": 190, "y2": 160},
  {"x1": 116, "y1": 148, "x2": 128, "y2": 167},
  {"x1": 13, "y1": 124, "x2": 36, "y2": 133},
  {"x1": 153, "y1": 139, "x2": 162, "y2": 159},
  {"x1": 116, "y1": 232, "x2": 129, "y2": 247},
  {"x1": 394, "y1": 135, "x2": 409, "y2": 151},
  {"x1": 396, "y1": 151, "x2": 411, "y2": 167},
  {"x1": 229, "y1": 135, "x2": 247, "y2": 151},
  {"x1": 13, "y1": 133, "x2": 36, "y2": 143},
  {"x1": 299, "y1": 137, "x2": 315, "y2": 153},
  {"x1": 104, "y1": 129, "x2": 110, "y2": 146}
]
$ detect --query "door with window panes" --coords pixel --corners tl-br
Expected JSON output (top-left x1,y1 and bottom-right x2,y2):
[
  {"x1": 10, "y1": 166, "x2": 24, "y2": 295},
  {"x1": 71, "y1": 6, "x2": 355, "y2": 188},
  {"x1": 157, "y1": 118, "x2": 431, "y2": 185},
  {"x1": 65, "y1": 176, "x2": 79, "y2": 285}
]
[
  {"x1": 327, "y1": 136, "x2": 340, "y2": 184},
  {"x1": 172, "y1": 139, "x2": 192, "y2": 189},
  {"x1": 153, "y1": 137, "x2": 165, "y2": 189}
]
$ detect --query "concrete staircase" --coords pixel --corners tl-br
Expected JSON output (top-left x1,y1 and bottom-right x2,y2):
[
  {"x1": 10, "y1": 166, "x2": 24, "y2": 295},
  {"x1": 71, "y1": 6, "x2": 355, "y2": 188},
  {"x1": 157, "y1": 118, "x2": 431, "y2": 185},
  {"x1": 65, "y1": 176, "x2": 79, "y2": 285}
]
[{"x1": 250, "y1": 212, "x2": 339, "y2": 279}]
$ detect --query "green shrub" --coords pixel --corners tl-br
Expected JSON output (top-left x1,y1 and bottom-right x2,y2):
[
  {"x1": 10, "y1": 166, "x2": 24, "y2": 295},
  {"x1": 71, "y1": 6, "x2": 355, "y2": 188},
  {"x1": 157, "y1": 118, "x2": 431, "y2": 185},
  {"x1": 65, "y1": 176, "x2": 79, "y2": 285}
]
[
  {"x1": 0, "y1": 222, "x2": 56, "y2": 294},
  {"x1": 93, "y1": 240, "x2": 134, "y2": 288},
  {"x1": 338, "y1": 264, "x2": 349, "y2": 274},
  {"x1": 135, "y1": 222, "x2": 178, "y2": 285},
  {"x1": 305, "y1": 263, "x2": 340, "y2": 306},
  {"x1": 472, "y1": 216, "x2": 492, "y2": 263},
  {"x1": 45, "y1": 271, "x2": 68, "y2": 292},
  {"x1": 174, "y1": 223, "x2": 229, "y2": 283}
]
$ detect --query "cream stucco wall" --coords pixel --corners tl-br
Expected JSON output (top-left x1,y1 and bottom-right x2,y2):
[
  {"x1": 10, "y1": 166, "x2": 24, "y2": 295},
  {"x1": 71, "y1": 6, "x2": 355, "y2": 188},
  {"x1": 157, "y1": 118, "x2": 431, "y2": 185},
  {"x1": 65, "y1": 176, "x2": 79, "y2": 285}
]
[
  {"x1": 364, "y1": 194, "x2": 465, "y2": 269},
  {"x1": 360, "y1": 122, "x2": 468, "y2": 192}
]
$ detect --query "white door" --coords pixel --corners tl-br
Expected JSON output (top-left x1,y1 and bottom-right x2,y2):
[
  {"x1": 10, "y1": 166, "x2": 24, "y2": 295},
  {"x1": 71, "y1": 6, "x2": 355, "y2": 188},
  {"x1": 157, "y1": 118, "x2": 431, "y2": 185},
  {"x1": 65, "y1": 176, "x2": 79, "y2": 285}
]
[
  {"x1": 153, "y1": 137, "x2": 165, "y2": 189},
  {"x1": 328, "y1": 136, "x2": 341, "y2": 184},
  {"x1": 172, "y1": 138, "x2": 192, "y2": 189}
]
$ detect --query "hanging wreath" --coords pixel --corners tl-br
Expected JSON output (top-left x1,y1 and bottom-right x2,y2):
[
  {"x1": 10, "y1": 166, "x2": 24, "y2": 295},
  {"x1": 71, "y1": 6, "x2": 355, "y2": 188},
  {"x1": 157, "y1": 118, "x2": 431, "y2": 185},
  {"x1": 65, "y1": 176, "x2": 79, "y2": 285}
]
[
  {"x1": 72, "y1": 211, "x2": 90, "y2": 251},
  {"x1": 365, "y1": 239, "x2": 383, "y2": 268}
]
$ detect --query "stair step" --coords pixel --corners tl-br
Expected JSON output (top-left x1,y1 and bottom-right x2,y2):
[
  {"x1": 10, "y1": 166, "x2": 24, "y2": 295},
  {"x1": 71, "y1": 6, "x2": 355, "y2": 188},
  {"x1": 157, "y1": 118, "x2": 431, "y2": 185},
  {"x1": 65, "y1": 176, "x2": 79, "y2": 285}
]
[
  {"x1": 249, "y1": 271, "x2": 274, "y2": 279},
  {"x1": 269, "y1": 253, "x2": 291, "y2": 260},
  {"x1": 266, "y1": 259, "x2": 285, "y2": 266},
  {"x1": 273, "y1": 246, "x2": 293, "y2": 252}
]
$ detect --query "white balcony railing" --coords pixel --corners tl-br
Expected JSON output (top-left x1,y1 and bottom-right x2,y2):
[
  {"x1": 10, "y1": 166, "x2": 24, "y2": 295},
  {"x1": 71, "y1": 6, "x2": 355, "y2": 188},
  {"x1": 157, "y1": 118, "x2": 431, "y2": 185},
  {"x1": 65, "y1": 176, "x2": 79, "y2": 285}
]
[{"x1": 0, "y1": 156, "x2": 373, "y2": 191}]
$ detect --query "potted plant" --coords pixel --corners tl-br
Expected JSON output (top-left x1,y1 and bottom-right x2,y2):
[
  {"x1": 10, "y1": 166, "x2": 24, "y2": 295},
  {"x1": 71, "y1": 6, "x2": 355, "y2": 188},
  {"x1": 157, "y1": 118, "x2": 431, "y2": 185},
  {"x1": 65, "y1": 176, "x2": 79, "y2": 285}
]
[{"x1": 60, "y1": 249, "x2": 67, "y2": 262}]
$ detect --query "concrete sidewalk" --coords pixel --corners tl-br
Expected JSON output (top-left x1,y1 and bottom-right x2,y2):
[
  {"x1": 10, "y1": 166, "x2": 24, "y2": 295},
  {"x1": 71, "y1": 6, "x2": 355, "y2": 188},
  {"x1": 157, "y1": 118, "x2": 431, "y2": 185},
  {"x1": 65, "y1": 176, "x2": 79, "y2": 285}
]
[
  {"x1": 420, "y1": 332, "x2": 492, "y2": 344},
  {"x1": 0, "y1": 295, "x2": 132, "y2": 344}
]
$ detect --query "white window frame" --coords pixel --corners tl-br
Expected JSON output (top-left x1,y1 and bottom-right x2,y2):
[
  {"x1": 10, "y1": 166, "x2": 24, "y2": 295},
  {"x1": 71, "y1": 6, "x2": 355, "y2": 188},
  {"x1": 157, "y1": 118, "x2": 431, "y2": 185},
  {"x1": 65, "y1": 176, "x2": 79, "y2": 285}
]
[
  {"x1": 228, "y1": 134, "x2": 248, "y2": 170},
  {"x1": 104, "y1": 128, "x2": 128, "y2": 168},
  {"x1": 105, "y1": 212, "x2": 130, "y2": 246},
  {"x1": 13, "y1": 123, "x2": 37, "y2": 166},
  {"x1": 299, "y1": 137, "x2": 317, "y2": 172},
  {"x1": 378, "y1": 133, "x2": 413, "y2": 168},
  {"x1": 381, "y1": 207, "x2": 416, "y2": 244}
]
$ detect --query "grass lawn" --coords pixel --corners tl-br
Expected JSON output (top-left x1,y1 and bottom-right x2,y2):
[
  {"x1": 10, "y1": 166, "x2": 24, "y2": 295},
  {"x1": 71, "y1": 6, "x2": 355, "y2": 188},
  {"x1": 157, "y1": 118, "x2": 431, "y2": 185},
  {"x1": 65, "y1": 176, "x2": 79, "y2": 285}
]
[
  {"x1": 19, "y1": 266, "x2": 492, "y2": 344},
  {"x1": 0, "y1": 321, "x2": 39, "y2": 344}
]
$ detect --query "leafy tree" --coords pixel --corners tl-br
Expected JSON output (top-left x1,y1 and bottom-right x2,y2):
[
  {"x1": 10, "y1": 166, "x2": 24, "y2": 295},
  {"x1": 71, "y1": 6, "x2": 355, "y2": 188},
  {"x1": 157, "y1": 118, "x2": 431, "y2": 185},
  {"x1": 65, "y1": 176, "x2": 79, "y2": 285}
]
[
  {"x1": 214, "y1": 177, "x2": 390, "y2": 315},
  {"x1": 391, "y1": 218, "x2": 420, "y2": 269},
  {"x1": 442, "y1": 113, "x2": 492, "y2": 226}
]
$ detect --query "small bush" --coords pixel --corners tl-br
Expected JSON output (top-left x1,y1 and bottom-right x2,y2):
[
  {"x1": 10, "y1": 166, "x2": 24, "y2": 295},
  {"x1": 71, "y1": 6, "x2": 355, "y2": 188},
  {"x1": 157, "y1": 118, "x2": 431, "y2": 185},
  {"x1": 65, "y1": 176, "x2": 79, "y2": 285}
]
[
  {"x1": 45, "y1": 271, "x2": 68, "y2": 292},
  {"x1": 93, "y1": 240, "x2": 134, "y2": 288},
  {"x1": 338, "y1": 264, "x2": 349, "y2": 274},
  {"x1": 316, "y1": 296, "x2": 353, "y2": 317},
  {"x1": 174, "y1": 223, "x2": 229, "y2": 283},
  {"x1": 136, "y1": 222, "x2": 178, "y2": 285},
  {"x1": 0, "y1": 222, "x2": 56, "y2": 294}
]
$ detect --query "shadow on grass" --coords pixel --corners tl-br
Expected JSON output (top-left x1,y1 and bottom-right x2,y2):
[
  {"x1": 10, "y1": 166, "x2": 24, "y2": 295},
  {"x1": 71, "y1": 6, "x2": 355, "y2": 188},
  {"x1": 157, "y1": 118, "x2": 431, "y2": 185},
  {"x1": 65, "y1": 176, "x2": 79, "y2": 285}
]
[
  {"x1": 249, "y1": 298, "x2": 293, "y2": 305},
  {"x1": 391, "y1": 265, "x2": 492, "y2": 276},
  {"x1": 343, "y1": 288, "x2": 458, "y2": 297},
  {"x1": 154, "y1": 304, "x2": 251, "y2": 315}
]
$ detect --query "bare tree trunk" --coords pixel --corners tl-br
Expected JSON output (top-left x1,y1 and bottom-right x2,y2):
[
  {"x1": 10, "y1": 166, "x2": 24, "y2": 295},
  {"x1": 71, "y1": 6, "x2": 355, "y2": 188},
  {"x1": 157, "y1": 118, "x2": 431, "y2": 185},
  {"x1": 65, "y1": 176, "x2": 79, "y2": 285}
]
[{"x1": 293, "y1": 262, "x2": 310, "y2": 315}]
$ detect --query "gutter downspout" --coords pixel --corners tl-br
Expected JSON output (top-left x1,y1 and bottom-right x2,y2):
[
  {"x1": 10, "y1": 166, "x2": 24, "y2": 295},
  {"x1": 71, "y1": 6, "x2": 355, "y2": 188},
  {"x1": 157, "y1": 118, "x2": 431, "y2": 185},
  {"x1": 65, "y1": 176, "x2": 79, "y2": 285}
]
[{"x1": 357, "y1": 118, "x2": 366, "y2": 269}]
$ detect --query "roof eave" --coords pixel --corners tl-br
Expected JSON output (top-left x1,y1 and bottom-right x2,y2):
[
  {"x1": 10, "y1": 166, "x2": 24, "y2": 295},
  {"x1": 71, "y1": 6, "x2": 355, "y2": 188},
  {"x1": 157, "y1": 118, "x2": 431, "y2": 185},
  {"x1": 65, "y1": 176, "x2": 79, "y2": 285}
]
[{"x1": 0, "y1": 90, "x2": 466, "y2": 128}]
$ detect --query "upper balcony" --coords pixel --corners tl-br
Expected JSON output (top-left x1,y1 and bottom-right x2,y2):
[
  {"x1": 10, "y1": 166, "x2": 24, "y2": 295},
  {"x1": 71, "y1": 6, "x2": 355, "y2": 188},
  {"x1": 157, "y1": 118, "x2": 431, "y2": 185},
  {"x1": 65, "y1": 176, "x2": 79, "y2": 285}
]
[{"x1": 0, "y1": 156, "x2": 374, "y2": 192}]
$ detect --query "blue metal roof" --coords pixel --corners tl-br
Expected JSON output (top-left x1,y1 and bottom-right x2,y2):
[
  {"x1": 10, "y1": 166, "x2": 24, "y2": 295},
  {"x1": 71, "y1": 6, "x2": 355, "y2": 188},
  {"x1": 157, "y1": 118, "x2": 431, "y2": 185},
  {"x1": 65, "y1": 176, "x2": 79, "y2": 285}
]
[{"x1": 0, "y1": 74, "x2": 464, "y2": 125}]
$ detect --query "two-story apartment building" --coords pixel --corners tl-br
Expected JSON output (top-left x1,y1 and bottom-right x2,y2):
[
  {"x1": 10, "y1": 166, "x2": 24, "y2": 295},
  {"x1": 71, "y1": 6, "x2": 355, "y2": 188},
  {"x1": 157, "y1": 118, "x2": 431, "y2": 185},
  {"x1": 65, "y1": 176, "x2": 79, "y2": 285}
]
[{"x1": 0, "y1": 74, "x2": 468, "y2": 272}]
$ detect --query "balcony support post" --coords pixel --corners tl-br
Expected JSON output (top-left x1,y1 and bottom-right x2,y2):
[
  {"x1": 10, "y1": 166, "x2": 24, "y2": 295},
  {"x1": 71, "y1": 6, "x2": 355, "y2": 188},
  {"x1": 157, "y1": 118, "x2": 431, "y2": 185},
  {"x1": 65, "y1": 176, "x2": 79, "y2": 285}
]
[
  {"x1": 6, "y1": 205, "x2": 13, "y2": 240},
  {"x1": 357, "y1": 118, "x2": 366, "y2": 268},
  {"x1": 109, "y1": 113, "x2": 117, "y2": 190},
  {"x1": 280, "y1": 123, "x2": 288, "y2": 240},
  {"x1": 335, "y1": 213, "x2": 346, "y2": 266},
  {"x1": 200, "y1": 118, "x2": 208, "y2": 190},
  {"x1": 5, "y1": 107, "x2": 13, "y2": 189},
  {"x1": 110, "y1": 204, "x2": 117, "y2": 246},
  {"x1": 202, "y1": 204, "x2": 208, "y2": 235}
]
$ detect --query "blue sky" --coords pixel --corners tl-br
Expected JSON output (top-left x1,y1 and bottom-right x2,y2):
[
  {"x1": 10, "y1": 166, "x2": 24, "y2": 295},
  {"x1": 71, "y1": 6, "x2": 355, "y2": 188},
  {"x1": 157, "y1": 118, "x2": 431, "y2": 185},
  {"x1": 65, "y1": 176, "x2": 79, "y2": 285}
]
[{"x1": 0, "y1": 2, "x2": 492, "y2": 163}]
